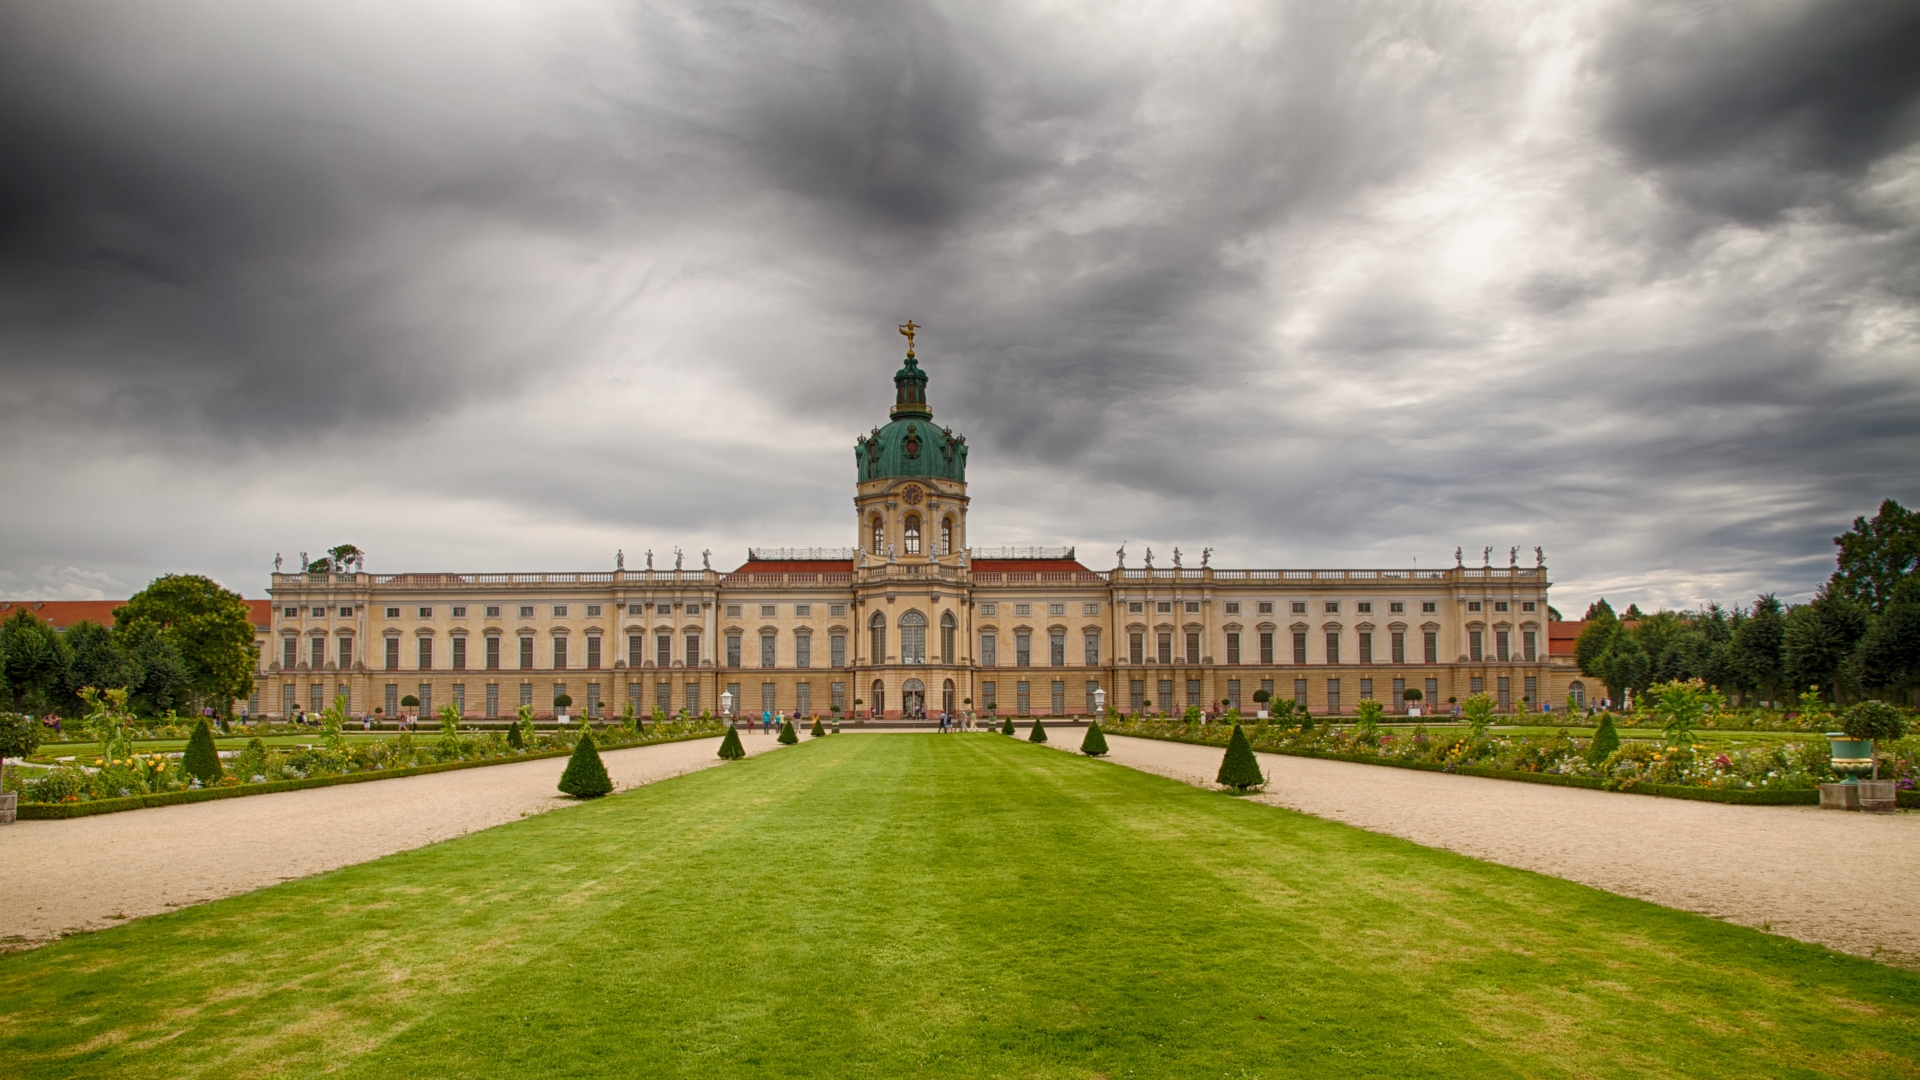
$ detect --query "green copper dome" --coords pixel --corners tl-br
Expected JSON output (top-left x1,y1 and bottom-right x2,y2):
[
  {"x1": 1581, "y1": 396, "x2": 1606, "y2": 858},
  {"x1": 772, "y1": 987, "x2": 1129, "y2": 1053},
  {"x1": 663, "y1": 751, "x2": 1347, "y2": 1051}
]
[{"x1": 855, "y1": 354, "x2": 967, "y2": 483}]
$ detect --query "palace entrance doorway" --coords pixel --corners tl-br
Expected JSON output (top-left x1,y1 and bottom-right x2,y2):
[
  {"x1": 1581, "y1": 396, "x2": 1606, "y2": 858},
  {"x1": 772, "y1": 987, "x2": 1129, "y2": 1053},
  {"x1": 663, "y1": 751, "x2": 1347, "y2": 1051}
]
[{"x1": 902, "y1": 678, "x2": 925, "y2": 718}]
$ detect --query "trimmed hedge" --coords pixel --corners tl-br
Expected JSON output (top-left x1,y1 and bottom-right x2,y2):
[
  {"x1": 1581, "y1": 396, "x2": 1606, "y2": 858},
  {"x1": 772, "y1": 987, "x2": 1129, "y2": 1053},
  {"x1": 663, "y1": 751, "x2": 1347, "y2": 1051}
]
[
  {"x1": 17, "y1": 731, "x2": 723, "y2": 820},
  {"x1": 1108, "y1": 730, "x2": 1834, "y2": 808}
]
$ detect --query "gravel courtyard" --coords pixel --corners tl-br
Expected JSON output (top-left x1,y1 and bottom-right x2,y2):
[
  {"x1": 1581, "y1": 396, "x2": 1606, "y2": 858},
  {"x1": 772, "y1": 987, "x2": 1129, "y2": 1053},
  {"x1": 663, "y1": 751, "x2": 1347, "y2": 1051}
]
[
  {"x1": 1042, "y1": 730, "x2": 1920, "y2": 967},
  {"x1": 0, "y1": 732, "x2": 787, "y2": 948}
]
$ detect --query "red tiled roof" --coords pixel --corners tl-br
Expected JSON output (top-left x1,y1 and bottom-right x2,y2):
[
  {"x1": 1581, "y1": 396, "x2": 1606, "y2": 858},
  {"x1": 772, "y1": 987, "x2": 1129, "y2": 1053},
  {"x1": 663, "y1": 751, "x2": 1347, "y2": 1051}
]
[
  {"x1": 1549, "y1": 620, "x2": 1583, "y2": 656},
  {"x1": 971, "y1": 560, "x2": 1092, "y2": 573},
  {"x1": 0, "y1": 599, "x2": 272, "y2": 630}
]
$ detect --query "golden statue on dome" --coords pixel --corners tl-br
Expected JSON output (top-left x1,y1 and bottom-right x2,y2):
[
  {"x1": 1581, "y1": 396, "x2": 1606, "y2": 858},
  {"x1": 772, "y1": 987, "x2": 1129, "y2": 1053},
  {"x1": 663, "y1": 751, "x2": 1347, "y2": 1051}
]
[{"x1": 898, "y1": 319, "x2": 919, "y2": 357}]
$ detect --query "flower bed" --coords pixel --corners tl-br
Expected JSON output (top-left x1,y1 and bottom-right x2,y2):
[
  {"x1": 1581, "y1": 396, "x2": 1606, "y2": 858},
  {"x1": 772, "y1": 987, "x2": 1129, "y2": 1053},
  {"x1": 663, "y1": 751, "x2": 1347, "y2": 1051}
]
[
  {"x1": 6, "y1": 718, "x2": 730, "y2": 818},
  {"x1": 1101, "y1": 717, "x2": 1920, "y2": 807}
]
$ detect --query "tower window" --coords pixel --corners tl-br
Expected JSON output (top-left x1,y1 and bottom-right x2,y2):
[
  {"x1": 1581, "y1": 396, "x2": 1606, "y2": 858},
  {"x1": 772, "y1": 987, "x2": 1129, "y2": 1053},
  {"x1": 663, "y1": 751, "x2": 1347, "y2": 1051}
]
[
  {"x1": 940, "y1": 518, "x2": 953, "y2": 555},
  {"x1": 871, "y1": 517, "x2": 884, "y2": 554},
  {"x1": 904, "y1": 515, "x2": 921, "y2": 555}
]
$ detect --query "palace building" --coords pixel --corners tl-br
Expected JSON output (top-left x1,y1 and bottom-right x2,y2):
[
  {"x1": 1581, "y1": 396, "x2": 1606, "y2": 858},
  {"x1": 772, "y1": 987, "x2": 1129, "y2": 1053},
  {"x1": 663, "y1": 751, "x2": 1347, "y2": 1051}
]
[{"x1": 257, "y1": 333, "x2": 1584, "y2": 721}]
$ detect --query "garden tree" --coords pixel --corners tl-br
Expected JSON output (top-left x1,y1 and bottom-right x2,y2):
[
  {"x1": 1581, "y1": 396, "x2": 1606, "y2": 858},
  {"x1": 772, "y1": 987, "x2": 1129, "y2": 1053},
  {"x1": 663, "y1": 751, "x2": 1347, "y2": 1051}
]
[
  {"x1": 778, "y1": 719, "x2": 798, "y2": 744},
  {"x1": 1729, "y1": 594, "x2": 1785, "y2": 703},
  {"x1": 1001, "y1": 716, "x2": 1015, "y2": 736},
  {"x1": 1828, "y1": 499, "x2": 1920, "y2": 613},
  {"x1": 1857, "y1": 574, "x2": 1920, "y2": 702},
  {"x1": 557, "y1": 730, "x2": 613, "y2": 798},
  {"x1": 810, "y1": 717, "x2": 825, "y2": 738},
  {"x1": 0, "y1": 608, "x2": 70, "y2": 715},
  {"x1": 1028, "y1": 718, "x2": 1047, "y2": 743},
  {"x1": 1586, "y1": 712, "x2": 1620, "y2": 765},
  {"x1": 181, "y1": 717, "x2": 224, "y2": 786},
  {"x1": 1353, "y1": 699, "x2": 1383, "y2": 745},
  {"x1": 506, "y1": 714, "x2": 525, "y2": 750},
  {"x1": 1251, "y1": 688, "x2": 1271, "y2": 707},
  {"x1": 1574, "y1": 601, "x2": 1619, "y2": 676},
  {"x1": 1781, "y1": 587, "x2": 1869, "y2": 704},
  {"x1": 1215, "y1": 724, "x2": 1264, "y2": 790},
  {"x1": 0, "y1": 710, "x2": 44, "y2": 792},
  {"x1": 115, "y1": 575, "x2": 256, "y2": 714},
  {"x1": 1460, "y1": 692, "x2": 1496, "y2": 738},
  {"x1": 117, "y1": 620, "x2": 192, "y2": 717},
  {"x1": 1080, "y1": 721, "x2": 1108, "y2": 756},
  {"x1": 1596, "y1": 631, "x2": 1651, "y2": 706},
  {"x1": 1840, "y1": 699, "x2": 1907, "y2": 780},
  {"x1": 62, "y1": 621, "x2": 128, "y2": 709},
  {"x1": 717, "y1": 724, "x2": 746, "y2": 760},
  {"x1": 1623, "y1": 603, "x2": 1645, "y2": 621}
]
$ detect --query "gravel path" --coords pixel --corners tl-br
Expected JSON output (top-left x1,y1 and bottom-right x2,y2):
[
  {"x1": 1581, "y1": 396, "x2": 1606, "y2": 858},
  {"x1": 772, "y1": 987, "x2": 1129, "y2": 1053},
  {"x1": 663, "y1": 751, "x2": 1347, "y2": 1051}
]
[
  {"x1": 0, "y1": 733, "x2": 787, "y2": 948},
  {"x1": 1039, "y1": 730, "x2": 1920, "y2": 966}
]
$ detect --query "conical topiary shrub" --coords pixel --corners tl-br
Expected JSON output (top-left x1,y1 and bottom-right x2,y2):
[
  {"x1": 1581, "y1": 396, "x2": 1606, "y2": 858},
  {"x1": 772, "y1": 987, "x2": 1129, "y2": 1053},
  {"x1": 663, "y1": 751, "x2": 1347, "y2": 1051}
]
[
  {"x1": 1216, "y1": 723, "x2": 1264, "y2": 790},
  {"x1": 507, "y1": 717, "x2": 525, "y2": 750},
  {"x1": 182, "y1": 717, "x2": 223, "y2": 785},
  {"x1": 557, "y1": 731, "x2": 613, "y2": 798},
  {"x1": 1080, "y1": 721, "x2": 1109, "y2": 757},
  {"x1": 778, "y1": 719, "x2": 798, "y2": 745},
  {"x1": 810, "y1": 717, "x2": 825, "y2": 739},
  {"x1": 1028, "y1": 718, "x2": 1048, "y2": 744},
  {"x1": 1001, "y1": 716, "x2": 1015, "y2": 736},
  {"x1": 717, "y1": 724, "x2": 746, "y2": 760},
  {"x1": 1586, "y1": 712, "x2": 1620, "y2": 764}
]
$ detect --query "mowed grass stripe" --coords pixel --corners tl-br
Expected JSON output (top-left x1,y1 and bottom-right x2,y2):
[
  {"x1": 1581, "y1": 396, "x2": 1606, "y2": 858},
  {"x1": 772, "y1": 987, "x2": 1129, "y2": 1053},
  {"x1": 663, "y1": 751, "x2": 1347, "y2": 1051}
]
[{"x1": 0, "y1": 735, "x2": 1911, "y2": 1079}]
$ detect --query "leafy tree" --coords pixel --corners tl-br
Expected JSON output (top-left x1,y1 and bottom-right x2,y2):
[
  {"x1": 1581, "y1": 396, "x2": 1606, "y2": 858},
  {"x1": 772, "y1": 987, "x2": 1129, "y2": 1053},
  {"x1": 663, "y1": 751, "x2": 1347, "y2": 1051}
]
[
  {"x1": 115, "y1": 575, "x2": 257, "y2": 714},
  {"x1": 117, "y1": 620, "x2": 192, "y2": 717},
  {"x1": 1596, "y1": 631, "x2": 1651, "y2": 706},
  {"x1": 1858, "y1": 575, "x2": 1920, "y2": 700},
  {"x1": 717, "y1": 724, "x2": 745, "y2": 760},
  {"x1": 1839, "y1": 700, "x2": 1906, "y2": 743},
  {"x1": 1574, "y1": 601, "x2": 1618, "y2": 677},
  {"x1": 557, "y1": 730, "x2": 613, "y2": 798},
  {"x1": 181, "y1": 717, "x2": 224, "y2": 785},
  {"x1": 1829, "y1": 499, "x2": 1920, "y2": 613},
  {"x1": 0, "y1": 711, "x2": 44, "y2": 791},
  {"x1": 0, "y1": 608, "x2": 70, "y2": 715},
  {"x1": 1586, "y1": 712, "x2": 1620, "y2": 764},
  {"x1": 1782, "y1": 588, "x2": 1869, "y2": 703},
  {"x1": 62, "y1": 621, "x2": 127, "y2": 707},
  {"x1": 1622, "y1": 603, "x2": 1645, "y2": 621},
  {"x1": 777, "y1": 719, "x2": 798, "y2": 745},
  {"x1": 1080, "y1": 721, "x2": 1109, "y2": 756},
  {"x1": 400, "y1": 694, "x2": 420, "y2": 710},
  {"x1": 1730, "y1": 595, "x2": 1785, "y2": 703},
  {"x1": 1028, "y1": 718, "x2": 1048, "y2": 743},
  {"x1": 1215, "y1": 724, "x2": 1264, "y2": 790},
  {"x1": 1251, "y1": 688, "x2": 1271, "y2": 706}
]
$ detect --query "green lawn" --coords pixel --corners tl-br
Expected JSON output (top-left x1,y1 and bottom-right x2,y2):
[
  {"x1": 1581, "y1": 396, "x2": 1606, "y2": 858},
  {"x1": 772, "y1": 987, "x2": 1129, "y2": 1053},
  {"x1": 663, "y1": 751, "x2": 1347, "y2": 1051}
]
[{"x1": 1, "y1": 736, "x2": 1913, "y2": 1078}]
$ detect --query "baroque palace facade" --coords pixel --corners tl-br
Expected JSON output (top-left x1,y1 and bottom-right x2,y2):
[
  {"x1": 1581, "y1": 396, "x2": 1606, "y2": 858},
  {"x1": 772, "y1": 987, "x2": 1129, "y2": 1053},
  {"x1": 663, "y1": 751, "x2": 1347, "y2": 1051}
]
[{"x1": 259, "y1": 337, "x2": 1581, "y2": 721}]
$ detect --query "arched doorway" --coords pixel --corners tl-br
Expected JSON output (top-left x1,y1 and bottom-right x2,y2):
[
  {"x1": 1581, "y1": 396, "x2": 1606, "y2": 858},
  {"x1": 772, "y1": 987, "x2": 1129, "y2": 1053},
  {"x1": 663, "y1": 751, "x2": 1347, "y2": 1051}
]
[
  {"x1": 902, "y1": 678, "x2": 925, "y2": 718},
  {"x1": 942, "y1": 678, "x2": 955, "y2": 715}
]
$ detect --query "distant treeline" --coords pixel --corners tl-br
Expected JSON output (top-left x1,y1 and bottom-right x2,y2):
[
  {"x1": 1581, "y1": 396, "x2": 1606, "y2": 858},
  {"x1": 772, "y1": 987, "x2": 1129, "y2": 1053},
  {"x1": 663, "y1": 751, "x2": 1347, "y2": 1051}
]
[{"x1": 1576, "y1": 499, "x2": 1919, "y2": 707}]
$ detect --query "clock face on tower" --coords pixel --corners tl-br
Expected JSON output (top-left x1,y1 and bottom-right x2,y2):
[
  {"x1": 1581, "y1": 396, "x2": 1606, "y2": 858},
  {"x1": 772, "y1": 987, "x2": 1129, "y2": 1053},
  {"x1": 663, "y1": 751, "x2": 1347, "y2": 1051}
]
[{"x1": 902, "y1": 484, "x2": 923, "y2": 505}]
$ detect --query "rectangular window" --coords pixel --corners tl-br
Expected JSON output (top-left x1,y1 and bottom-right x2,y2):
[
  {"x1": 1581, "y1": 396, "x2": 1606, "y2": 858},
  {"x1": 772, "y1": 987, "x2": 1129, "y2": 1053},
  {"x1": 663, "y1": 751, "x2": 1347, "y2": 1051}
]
[
  {"x1": 657, "y1": 682, "x2": 671, "y2": 713},
  {"x1": 284, "y1": 606, "x2": 299, "y2": 618},
  {"x1": 831, "y1": 682, "x2": 846, "y2": 711},
  {"x1": 1324, "y1": 602, "x2": 1339, "y2": 614},
  {"x1": 1157, "y1": 602, "x2": 1172, "y2": 614},
  {"x1": 795, "y1": 604, "x2": 812, "y2": 618},
  {"x1": 1471, "y1": 676, "x2": 1485, "y2": 694},
  {"x1": 485, "y1": 683, "x2": 500, "y2": 718},
  {"x1": 1391, "y1": 677, "x2": 1405, "y2": 709},
  {"x1": 1468, "y1": 601, "x2": 1482, "y2": 613},
  {"x1": 685, "y1": 634, "x2": 700, "y2": 667},
  {"x1": 1390, "y1": 602, "x2": 1404, "y2": 614},
  {"x1": 1014, "y1": 603, "x2": 1031, "y2": 617},
  {"x1": 310, "y1": 683, "x2": 325, "y2": 715},
  {"x1": 1049, "y1": 603, "x2": 1065, "y2": 617},
  {"x1": 338, "y1": 636, "x2": 353, "y2": 669},
  {"x1": 1292, "y1": 632, "x2": 1307, "y2": 664},
  {"x1": 520, "y1": 606, "x2": 535, "y2": 618},
  {"x1": 657, "y1": 634, "x2": 672, "y2": 668},
  {"x1": 1359, "y1": 677, "x2": 1373, "y2": 702},
  {"x1": 1128, "y1": 632, "x2": 1144, "y2": 664},
  {"x1": 1523, "y1": 631, "x2": 1537, "y2": 661},
  {"x1": 1260, "y1": 632, "x2": 1274, "y2": 665},
  {"x1": 1357, "y1": 602, "x2": 1372, "y2": 614},
  {"x1": 451, "y1": 606, "x2": 467, "y2": 619},
  {"x1": 1294, "y1": 679, "x2": 1308, "y2": 708},
  {"x1": 1258, "y1": 602, "x2": 1274, "y2": 614},
  {"x1": 553, "y1": 605, "x2": 568, "y2": 617},
  {"x1": 830, "y1": 604, "x2": 846, "y2": 617},
  {"x1": 1156, "y1": 633, "x2": 1172, "y2": 664},
  {"x1": 386, "y1": 607, "x2": 400, "y2": 619},
  {"x1": 1497, "y1": 677, "x2": 1511, "y2": 710},
  {"x1": 1324, "y1": 632, "x2": 1340, "y2": 665},
  {"x1": 1496, "y1": 630, "x2": 1510, "y2": 662},
  {"x1": 487, "y1": 636, "x2": 501, "y2": 670},
  {"x1": 1049, "y1": 631, "x2": 1065, "y2": 667},
  {"x1": 486, "y1": 606, "x2": 501, "y2": 618},
  {"x1": 796, "y1": 682, "x2": 811, "y2": 716},
  {"x1": 1083, "y1": 603, "x2": 1100, "y2": 616},
  {"x1": 1128, "y1": 602, "x2": 1143, "y2": 614},
  {"x1": 310, "y1": 636, "x2": 325, "y2": 670},
  {"x1": 761, "y1": 633, "x2": 777, "y2": 668},
  {"x1": 452, "y1": 683, "x2": 466, "y2": 715},
  {"x1": 418, "y1": 637, "x2": 433, "y2": 671},
  {"x1": 587, "y1": 636, "x2": 602, "y2": 669},
  {"x1": 1185, "y1": 632, "x2": 1200, "y2": 664},
  {"x1": 520, "y1": 636, "x2": 535, "y2": 669},
  {"x1": 1422, "y1": 602, "x2": 1437, "y2": 613},
  {"x1": 553, "y1": 637, "x2": 568, "y2": 670},
  {"x1": 1423, "y1": 631, "x2": 1438, "y2": 664},
  {"x1": 831, "y1": 634, "x2": 847, "y2": 668},
  {"x1": 760, "y1": 604, "x2": 777, "y2": 618},
  {"x1": 418, "y1": 607, "x2": 433, "y2": 619},
  {"x1": 417, "y1": 683, "x2": 433, "y2": 716},
  {"x1": 982, "y1": 633, "x2": 998, "y2": 667},
  {"x1": 1185, "y1": 602, "x2": 1200, "y2": 614},
  {"x1": 1015, "y1": 633, "x2": 1032, "y2": 667},
  {"x1": 685, "y1": 604, "x2": 700, "y2": 617},
  {"x1": 1326, "y1": 678, "x2": 1341, "y2": 714},
  {"x1": 685, "y1": 684, "x2": 699, "y2": 713},
  {"x1": 1226, "y1": 679, "x2": 1240, "y2": 707},
  {"x1": 452, "y1": 636, "x2": 467, "y2": 671},
  {"x1": 762, "y1": 682, "x2": 777, "y2": 713},
  {"x1": 981, "y1": 603, "x2": 998, "y2": 617},
  {"x1": 796, "y1": 634, "x2": 812, "y2": 668},
  {"x1": 1225, "y1": 602, "x2": 1241, "y2": 615},
  {"x1": 1390, "y1": 632, "x2": 1405, "y2": 664},
  {"x1": 521, "y1": 682, "x2": 534, "y2": 708},
  {"x1": 1083, "y1": 633, "x2": 1100, "y2": 666},
  {"x1": 1260, "y1": 678, "x2": 1274, "y2": 702},
  {"x1": 982, "y1": 681, "x2": 997, "y2": 710},
  {"x1": 586, "y1": 682, "x2": 601, "y2": 717},
  {"x1": 1494, "y1": 601, "x2": 1509, "y2": 613},
  {"x1": 1469, "y1": 630, "x2": 1484, "y2": 662},
  {"x1": 1129, "y1": 679, "x2": 1144, "y2": 711},
  {"x1": 1524, "y1": 676, "x2": 1537, "y2": 707},
  {"x1": 1051, "y1": 680, "x2": 1065, "y2": 715},
  {"x1": 1226, "y1": 633, "x2": 1241, "y2": 664},
  {"x1": 725, "y1": 604, "x2": 742, "y2": 619},
  {"x1": 385, "y1": 683, "x2": 399, "y2": 717},
  {"x1": 1156, "y1": 680, "x2": 1172, "y2": 711},
  {"x1": 1186, "y1": 679, "x2": 1200, "y2": 707},
  {"x1": 726, "y1": 635, "x2": 742, "y2": 668},
  {"x1": 1358, "y1": 632, "x2": 1372, "y2": 665},
  {"x1": 1425, "y1": 677, "x2": 1439, "y2": 704},
  {"x1": 656, "y1": 604, "x2": 671, "y2": 616}
]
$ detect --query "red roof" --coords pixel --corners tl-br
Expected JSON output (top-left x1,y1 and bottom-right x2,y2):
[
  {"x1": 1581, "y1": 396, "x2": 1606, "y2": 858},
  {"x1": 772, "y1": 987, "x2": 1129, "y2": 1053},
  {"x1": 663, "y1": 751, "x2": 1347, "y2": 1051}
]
[
  {"x1": 0, "y1": 599, "x2": 272, "y2": 630},
  {"x1": 1549, "y1": 620, "x2": 1583, "y2": 656},
  {"x1": 971, "y1": 560, "x2": 1093, "y2": 574}
]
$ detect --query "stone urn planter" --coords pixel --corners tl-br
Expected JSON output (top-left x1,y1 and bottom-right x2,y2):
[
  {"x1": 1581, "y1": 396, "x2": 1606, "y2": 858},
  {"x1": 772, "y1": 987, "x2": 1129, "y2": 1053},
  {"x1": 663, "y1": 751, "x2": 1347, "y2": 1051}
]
[{"x1": 1818, "y1": 734, "x2": 1895, "y2": 813}]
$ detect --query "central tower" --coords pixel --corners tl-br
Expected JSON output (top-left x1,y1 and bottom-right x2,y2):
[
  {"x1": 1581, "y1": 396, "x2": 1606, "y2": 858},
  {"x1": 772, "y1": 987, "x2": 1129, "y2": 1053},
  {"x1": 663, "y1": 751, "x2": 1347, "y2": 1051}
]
[{"x1": 850, "y1": 326, "x2": 970, "y2": 716}]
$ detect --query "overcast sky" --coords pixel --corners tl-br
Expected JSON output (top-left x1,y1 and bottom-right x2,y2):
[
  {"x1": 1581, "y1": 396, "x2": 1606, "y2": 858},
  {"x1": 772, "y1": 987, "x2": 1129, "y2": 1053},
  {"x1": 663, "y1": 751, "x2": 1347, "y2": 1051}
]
[{"x1": 2, "y1": 0, "x2": 1917, "y2": 613}]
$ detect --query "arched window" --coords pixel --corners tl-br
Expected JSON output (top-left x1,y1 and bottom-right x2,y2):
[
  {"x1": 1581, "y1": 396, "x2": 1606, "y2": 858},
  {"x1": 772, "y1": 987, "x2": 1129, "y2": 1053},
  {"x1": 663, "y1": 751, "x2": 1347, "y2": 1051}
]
[
  {"x1": 871, "y1": 516, "x2": 884, "y2": 555},
  {"x1": 940, "y1": 518, "x2": 953, "y2": 555},
  {"x1": 869, "y1": 611, "x2": 887, "y2": 663},
  {"x1": 1569, "y1": 680, "x2": 1586, "y2": 709},
  {"x1": 940, "y1": 611, "x2": 956, "y2": 663},
  {"x1": 900, "y1": 610, "x2": 927, "y2": 664},
  {"x1": 871, "y1": 678, "x2": 885, "y2": 717},
  {"x1": 904, "y1": 515, "x2": 921, "y2": 555}
]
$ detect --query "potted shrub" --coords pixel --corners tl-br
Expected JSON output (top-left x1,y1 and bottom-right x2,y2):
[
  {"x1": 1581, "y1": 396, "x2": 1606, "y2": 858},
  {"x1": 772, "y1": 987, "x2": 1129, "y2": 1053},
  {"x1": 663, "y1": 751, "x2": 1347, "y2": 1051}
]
[
  {"x1": 853, "y1": 698, "x2": 865, "y2": 726},
  {"x1": 1251, "y1": 688, "x2": 1271, "y2": 719},
  {"x1": 1824, "y1": 700, "x2": 1906, "y2": 812},
  {"x1": 554, "y1": 693, "x2": 573, "y2": 725},
  {"x1": 1403, "y1": 687, "x2": 1424, "y2": 717}
]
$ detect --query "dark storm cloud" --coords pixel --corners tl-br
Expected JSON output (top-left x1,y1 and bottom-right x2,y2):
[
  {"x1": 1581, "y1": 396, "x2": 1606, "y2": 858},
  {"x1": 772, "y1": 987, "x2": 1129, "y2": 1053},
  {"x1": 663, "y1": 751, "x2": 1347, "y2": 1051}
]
[{"x1": 0, "y1": 0, "x2": 1916, "y2": 609}]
